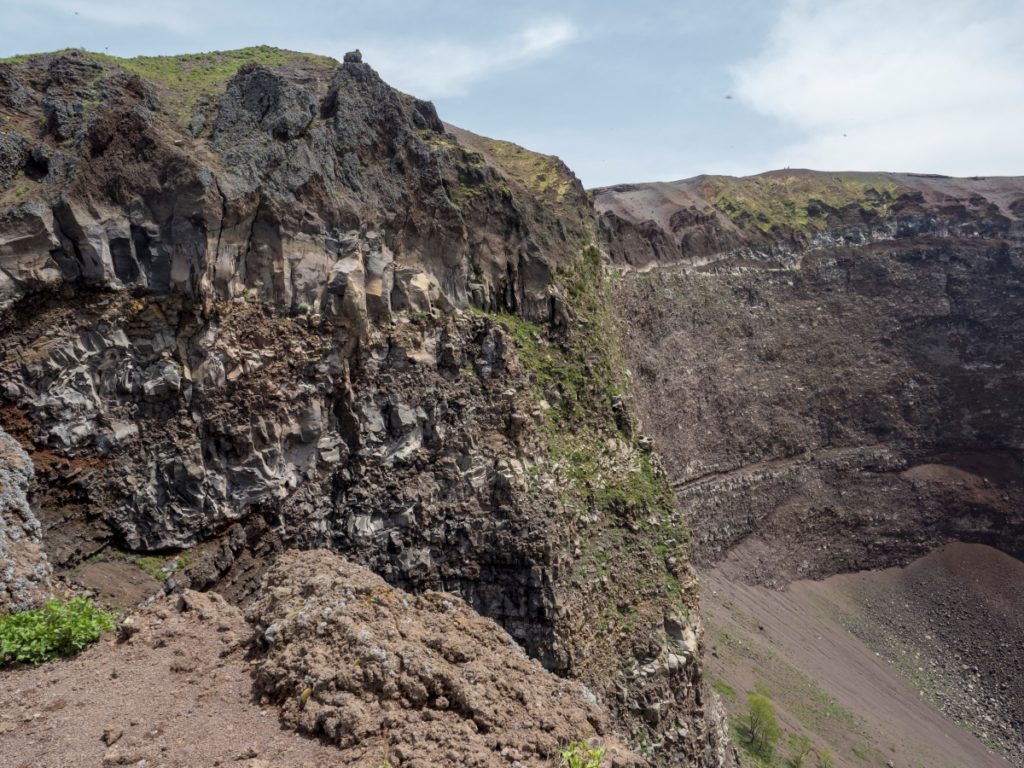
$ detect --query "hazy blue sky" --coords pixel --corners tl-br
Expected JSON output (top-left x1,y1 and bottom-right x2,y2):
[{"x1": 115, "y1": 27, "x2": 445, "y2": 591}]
[{"x1": 3, "y1": 0, "x2": 1022, "y2": 187}]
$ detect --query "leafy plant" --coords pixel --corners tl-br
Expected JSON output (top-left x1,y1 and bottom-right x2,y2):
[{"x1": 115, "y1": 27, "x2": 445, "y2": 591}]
[
  {"x1": 0, "y1": 596, "x2": 115, "y2": 665},
  {"x1": 740, "y1": 692, "x2": 782, "y2": 760},
  {"x1": 560, "y1": 741, "x2": 606, "y2": 768}
]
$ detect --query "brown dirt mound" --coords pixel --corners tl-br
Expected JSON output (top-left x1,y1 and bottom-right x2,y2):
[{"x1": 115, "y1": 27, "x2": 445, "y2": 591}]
[
  {"x1": 0, "y1": 551, "x2": 643, "y2": 767},
  {"x1": 248, "y1": 549, "x2": 643, "y2": 768}
]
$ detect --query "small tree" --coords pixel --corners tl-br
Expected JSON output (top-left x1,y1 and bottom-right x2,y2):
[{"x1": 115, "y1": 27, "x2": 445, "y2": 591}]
[{"x1": 742, "y1": 693, "x2": 782, "y2": 759}]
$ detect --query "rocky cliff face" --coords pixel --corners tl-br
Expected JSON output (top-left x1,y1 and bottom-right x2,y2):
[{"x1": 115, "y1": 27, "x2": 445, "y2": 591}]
[
  {"x1": 597, "y1": 171, "x2": 1024, "y2": 585},
  {"x1": 0, "y1": 48, "x2": 731, "y2": 767}
]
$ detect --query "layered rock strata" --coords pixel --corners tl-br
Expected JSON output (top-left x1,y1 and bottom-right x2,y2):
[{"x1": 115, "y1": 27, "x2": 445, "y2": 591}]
[{"x1": 598, "y1": 171, "x2": 1024, "y2": 584}]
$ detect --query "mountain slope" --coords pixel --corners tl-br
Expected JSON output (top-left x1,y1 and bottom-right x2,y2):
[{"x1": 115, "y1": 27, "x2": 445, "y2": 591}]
[{"x1": 0, "y1": 48, "x2": 732, "y2": 767}]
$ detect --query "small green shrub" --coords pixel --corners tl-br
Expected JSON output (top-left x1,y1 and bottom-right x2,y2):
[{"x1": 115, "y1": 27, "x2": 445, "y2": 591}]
[
  {"x1": 0, "y1": 596, "x2": 115, "y2": 665},
  {"x1": 786, "y1": 733, "x2": 813, "y2": 767},
  {"x1": 560, "y1": 741, "x2": 606, "y2": 768}
]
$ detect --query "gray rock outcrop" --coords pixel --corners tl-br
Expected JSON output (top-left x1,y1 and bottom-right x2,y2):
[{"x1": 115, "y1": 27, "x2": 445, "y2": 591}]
[{"x1": 0, "y1": 426, "x2": 51, "y2": 612}]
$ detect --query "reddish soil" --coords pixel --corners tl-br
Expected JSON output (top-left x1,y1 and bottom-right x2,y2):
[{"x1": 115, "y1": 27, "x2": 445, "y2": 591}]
[
  {"x1": 0, "y1": 591, "x2": 343, "y2": 768},
  {"x1": 0, "y1": 554, "x2": 644, "y2": 768}
]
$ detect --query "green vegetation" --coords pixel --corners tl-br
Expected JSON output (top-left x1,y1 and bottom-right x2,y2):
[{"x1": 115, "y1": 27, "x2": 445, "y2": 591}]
[
  {"x1": 711, "y1": 678, "x2": 738, "y2": 702},
  {"x1": 741, "y1": 693, "x2": 783, "y2": 761},
  {"x1": 134, "y1": 551, "x2": 191, "y2": 580},
  {"x1": 711, "y1": 621, "x2": 870, "y2": 767},
  {"x1": 417, "y1": 130, "x2": 514, "y2": 212},
  {"x1": 0, "y1": 596, "x2": 115, "y2": 665},
  {"x1": 712, "y1": 624, "x2": 858, "y2": 737},
  {"x1": 786, "y1": 734, "x2": 814, "y2": 767},
  {"x1": 701, "y1": 173, "x2": 902, "y2": 236},
  {"x1": 559, "y1": 741, "x2": 606, "y2": 768},
  {"x1": 96, "y1": 46, "x2": 336, "y2": 121},
  {"x1": 1, "y1": 46, "x2": 338, "y2": 123},
  {"x1": 84, "y1": 548, "x2": 190, "y2": 581},
  {"x1": 725, "y1": 687, "x2": 837, "y2": 768},
  {"x1": 480, "y1": 242, "x2": 692, "y2": 672},
  {"x1": 488, "y1": 245, "x2": 688, "y2": 582},
  {"x1": 483, "y1": 137, "x2": 576, "y2": 203},
  {"x1": 851, "y1": 745, "x2": 868, "y2": 760}
]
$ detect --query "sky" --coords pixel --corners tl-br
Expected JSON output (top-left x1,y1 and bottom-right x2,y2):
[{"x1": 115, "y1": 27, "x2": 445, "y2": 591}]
[{"x1": 2, "y1": 0, "x2": 1022, "y2": 187}]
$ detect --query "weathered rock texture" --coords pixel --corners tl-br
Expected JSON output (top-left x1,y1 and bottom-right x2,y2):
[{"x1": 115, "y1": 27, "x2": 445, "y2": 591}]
[
  {"x1": 249, "y1": 549, "x2": 643, "y2": 768},
  {"x1": 0, "y1": 425, "x2": 50, "y2": 612},
  {"x1": 598, "y1": 170, "x2": 1024, "y2": 585},
  {"x1": 0, "y1": 48, "x2": 729, "y2": 766},
  {"x1": 0, "y1": 552, "x2": 645, "y2": 767},
  {"x1": 0, "y1": 50, "x2": 585, "y2": 320}
]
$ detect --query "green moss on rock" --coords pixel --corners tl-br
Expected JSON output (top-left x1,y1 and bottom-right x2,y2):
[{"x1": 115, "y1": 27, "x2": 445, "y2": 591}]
[
  {"x1": 489, "y1": 244, "x2": 694, "y2": 658},
  {"x1": 702, "y1": 172, "x2": 902, "y2": 236}
]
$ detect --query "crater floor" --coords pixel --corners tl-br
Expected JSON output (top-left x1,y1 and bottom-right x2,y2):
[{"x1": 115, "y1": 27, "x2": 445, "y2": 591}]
[{"x1": 702, "y1": 543, "x2": 1022, "y2": 768}]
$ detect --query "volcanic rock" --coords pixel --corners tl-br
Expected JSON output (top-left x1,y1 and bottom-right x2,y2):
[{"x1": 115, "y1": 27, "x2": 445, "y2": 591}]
[
  {"x1": 0, "y1": 426, "x2": 50, "y2": 612},
  {"x1": 249, "y1": 549, "x2": 644, "y2": 767}
]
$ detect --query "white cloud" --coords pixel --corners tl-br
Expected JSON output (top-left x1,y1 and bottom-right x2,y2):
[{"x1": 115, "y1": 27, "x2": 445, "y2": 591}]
[
  {"x1": 731, "y1": 0, "x2": 1024, "y2": 175},
  {"x1": 361, "y1": 18, "x2": 578, "y2": 98}
]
